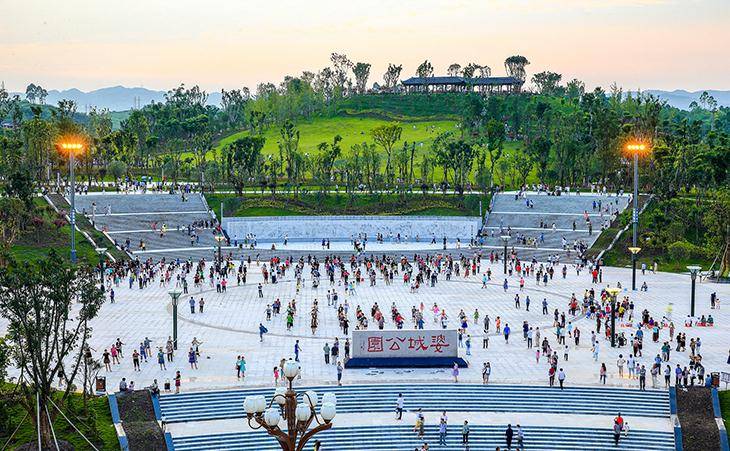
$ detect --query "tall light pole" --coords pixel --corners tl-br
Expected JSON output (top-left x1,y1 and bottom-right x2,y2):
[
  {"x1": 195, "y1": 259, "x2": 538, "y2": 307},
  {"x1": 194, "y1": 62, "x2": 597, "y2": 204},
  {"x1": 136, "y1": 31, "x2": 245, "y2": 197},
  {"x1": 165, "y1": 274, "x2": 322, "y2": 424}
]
[
  {"x1": 687, "y1": 265, "x2": 701, "y2": 318},
  {"x1": 500, "y1": 235, "x2": 510, "y2": 274},
  {"x1": 215, "y1": 235, "x2": 225, "y2": 262},
  {"x1": 628, "y1": 247, "x2": 641, "y2": 291},
  {"x1": 58, "y1": 141, "x2": 85, "y2": 264},
  {"x1": 244, "y1": 361, "x2": 336, "y2": 451},
  {"x1": 625, "y1": 143, "x2": 647, "y2": 290},
  {"x1": 168, "y1": 288, "x2": 182, "y2": 350},
  {"x1": 95, "y1": 247, "x2": 107, "y2": 291},
  {"x1": 607, "y1": 287, "x2": 621, "y2": 347}
]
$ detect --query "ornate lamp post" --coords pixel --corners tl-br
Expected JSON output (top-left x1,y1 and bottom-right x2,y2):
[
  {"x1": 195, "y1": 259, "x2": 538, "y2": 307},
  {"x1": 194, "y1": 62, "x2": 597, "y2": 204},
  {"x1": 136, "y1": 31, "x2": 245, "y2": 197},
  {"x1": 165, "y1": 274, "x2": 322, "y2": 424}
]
[
  {"x1": 244, "y1": 361, "x2": 336, "y2": 451},
  {"x1": 168, "y1": 288, "x2": 182, "y2": 350},
  {"x1": 57, "y1": 141, "x2": 85, "y2": 264},
  {"x1": 214, "y1": 235, "x2": 226, "y2": 262},
  {"x1": 500, "y1": 235, "x2": 510, "y2": 275},
  {"x1": 95, "y1": 247, "x2": 107, "y2": 291},
  {"x1": 628, "y1": 246, "x2": 641, "y2": 291},
  {"x1": 606, "y1": 287, "x2": 621, "y2": 348},
  {"x1": 686, "y1": 265, "x2": 701, "y2": 318}
]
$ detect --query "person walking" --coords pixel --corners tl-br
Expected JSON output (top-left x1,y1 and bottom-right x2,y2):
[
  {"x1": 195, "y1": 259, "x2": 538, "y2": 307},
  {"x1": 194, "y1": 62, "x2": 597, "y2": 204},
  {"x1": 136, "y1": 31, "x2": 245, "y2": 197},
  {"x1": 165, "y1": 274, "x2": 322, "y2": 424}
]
[
  {"x1": 482, "y1": 362, "x2": 491, "y2": 384},
  {"x1": 294, "y1": 340, "x2": 302, "y2": 362},
  {"x1": 516, "y1": 424, "x2": 524, "y2": 449},
  {"x1": 462, "y1": 420, "x2": 470, "y2": 445},
  {"x1": 558, "y1": 368, "x2": 566, "y2": 389},
  {"x1": 336, "y1": 361, "x2": 343, "y2": 386},
  {"x1": 613, "y1": 420, "x2": 622, "y2": 445},
  {"x1": 396, "y1": 393, "x2": 404, "y2": 420},
  {"x1": 175, "y1": 370, "x2": 181, "y2": 394},
  {"x1": 505, "y1": 424, "x2": 514, "y2": 450},
  {"x1": 323, "y1": 343, "x2": 330, "y2": 364},
  {"x1": 438, "y1": 419, "x2": 447, "y2": 445},
  {"x1": 639, "y1": 365, "x2": 647, "y2": 390}
]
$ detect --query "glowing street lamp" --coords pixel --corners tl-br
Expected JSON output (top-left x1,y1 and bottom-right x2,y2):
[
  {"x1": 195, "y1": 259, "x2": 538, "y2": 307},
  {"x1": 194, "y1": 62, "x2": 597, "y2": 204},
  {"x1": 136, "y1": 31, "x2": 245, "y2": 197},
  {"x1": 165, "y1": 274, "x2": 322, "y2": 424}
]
[
  {"x1": 56, "y1": 141, "x2": 85, "y2": 264},
  {"x1": 687, "y1": 265, "x2": 701, "y2": 318},
  {"x1": 606, "y1": 287, "x2": 621, "y2": 347},
  {"x1": 628, "y1": 246, "x2": 641, "y2": 291},
  {"x1": 244, "y1": 361, "x2": 335, "y2": 450},
  {"x1": 625, "y1": 142, "x2": 650, "y2": 289}
]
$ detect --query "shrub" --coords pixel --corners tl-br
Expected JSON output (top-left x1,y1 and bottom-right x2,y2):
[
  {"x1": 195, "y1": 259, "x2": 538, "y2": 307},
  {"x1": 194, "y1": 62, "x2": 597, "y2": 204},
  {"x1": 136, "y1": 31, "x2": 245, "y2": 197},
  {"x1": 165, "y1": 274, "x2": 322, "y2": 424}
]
[{"x1": 667, "y1": 240, "x2": 709, "y2": 261}]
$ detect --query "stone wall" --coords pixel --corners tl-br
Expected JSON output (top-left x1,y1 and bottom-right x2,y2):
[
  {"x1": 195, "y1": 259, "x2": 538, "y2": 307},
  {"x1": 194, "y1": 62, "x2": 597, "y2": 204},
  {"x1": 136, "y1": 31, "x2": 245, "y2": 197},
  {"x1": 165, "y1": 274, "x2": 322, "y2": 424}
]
[{"x1": 222, "y1": 215, "x2": 481, "y2": 242}]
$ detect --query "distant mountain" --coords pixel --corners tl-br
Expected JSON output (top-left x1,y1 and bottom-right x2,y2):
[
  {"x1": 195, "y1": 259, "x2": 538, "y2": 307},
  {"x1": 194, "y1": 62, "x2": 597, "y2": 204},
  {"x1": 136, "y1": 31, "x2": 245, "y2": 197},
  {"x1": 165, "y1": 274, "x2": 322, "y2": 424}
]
[
  {"x1": 641, "y1": 90, "x2": 730, "y2": 110},
  {"x1": 11, "y1": 86, "x2": 222, "y2": 112}
]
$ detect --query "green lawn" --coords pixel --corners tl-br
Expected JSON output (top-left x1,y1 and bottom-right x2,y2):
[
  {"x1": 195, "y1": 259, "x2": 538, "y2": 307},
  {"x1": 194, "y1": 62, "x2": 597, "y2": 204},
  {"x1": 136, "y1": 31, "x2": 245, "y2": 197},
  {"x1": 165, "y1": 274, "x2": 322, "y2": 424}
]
[
  {"x1": 210, "y1": 115, "x2": 528, "y2": 184},
  {"x1": 207, "y1": 192, "x2": 489, "y2": 219},
  {"x1": 0, "y1": 389, "x2": 117, "y2": 450},
  {"x1": 720, "y1": 390, "x2": 730, "y2": 442},
  {"x1": 214, "y1": 116, "x2": 459, "y2": 156}
]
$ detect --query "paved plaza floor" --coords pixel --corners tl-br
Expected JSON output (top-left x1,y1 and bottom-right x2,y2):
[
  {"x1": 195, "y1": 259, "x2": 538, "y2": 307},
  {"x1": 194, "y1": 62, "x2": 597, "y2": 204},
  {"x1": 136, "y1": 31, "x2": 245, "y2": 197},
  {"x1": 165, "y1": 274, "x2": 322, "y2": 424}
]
[{"x1": 3, "y1": 258, "x2": 723, "y2": 395}]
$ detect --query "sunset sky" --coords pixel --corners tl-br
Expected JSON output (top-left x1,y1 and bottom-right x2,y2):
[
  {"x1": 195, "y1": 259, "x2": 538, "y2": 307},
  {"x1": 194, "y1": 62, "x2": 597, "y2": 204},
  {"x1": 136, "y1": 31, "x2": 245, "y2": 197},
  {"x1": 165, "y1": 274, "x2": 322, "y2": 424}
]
[{"x1": 1, "y1": 0, "x2": 728, "y2": 93}]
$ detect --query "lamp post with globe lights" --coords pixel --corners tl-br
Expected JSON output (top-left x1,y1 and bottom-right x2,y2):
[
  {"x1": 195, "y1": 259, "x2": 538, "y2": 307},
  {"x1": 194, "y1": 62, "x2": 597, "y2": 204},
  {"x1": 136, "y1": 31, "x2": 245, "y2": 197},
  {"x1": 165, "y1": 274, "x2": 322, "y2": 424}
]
[
  {"x1": 606, "y1": 287, "x2": 621, "y2": 347},
  {"x1": 500, "y1": 235, "x2": 510, "y2": 274},
  {"x1": 244, "y1": 361, "x2": 335, "y2": 451},
  {"x1": 687, "y1": 265, "x2": 701, "y2": 318}
]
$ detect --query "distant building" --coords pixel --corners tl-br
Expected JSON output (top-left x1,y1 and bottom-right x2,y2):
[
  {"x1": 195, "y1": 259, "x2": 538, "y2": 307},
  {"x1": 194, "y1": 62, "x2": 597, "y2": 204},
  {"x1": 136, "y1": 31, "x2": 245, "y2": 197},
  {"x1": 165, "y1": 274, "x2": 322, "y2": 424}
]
[
  {"x1": 1, "y1": 120, "x2": 16, "y2": 130},
  {"x1": 401, "y1": 76, "x2": 523, "y2": 94}
]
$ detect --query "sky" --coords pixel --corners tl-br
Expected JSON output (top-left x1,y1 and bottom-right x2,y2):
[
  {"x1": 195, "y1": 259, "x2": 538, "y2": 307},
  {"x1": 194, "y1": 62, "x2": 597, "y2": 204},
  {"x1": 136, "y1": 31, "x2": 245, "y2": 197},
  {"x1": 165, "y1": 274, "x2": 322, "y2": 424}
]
[{"x1": 1, "y1": 0, "x2": 729, "y2": 93}]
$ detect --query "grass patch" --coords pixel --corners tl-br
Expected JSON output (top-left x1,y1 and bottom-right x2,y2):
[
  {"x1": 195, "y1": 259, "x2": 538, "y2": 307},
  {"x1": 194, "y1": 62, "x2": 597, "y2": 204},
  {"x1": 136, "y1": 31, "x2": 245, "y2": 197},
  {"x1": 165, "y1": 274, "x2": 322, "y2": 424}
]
[
  {"x1": 720, "y1": 390, "x2": 730, "y2": 441},
  {"x1": 214, "y1": 116, "x2": 458, "y2": 156},
  {"x1": 0, "y1": 389, "x2": 117, "y2": 450},
  {"x1": 207, "y1": 192, "x2": 488, "y2": 219}
]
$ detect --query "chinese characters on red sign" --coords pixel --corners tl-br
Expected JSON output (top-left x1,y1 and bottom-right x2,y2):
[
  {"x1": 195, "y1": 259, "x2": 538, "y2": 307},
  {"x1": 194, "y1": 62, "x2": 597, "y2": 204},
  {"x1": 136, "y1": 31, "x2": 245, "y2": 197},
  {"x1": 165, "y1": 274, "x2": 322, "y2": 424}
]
[{"x1": 366, "y1": 334, "x2": 450, "y2": 353}]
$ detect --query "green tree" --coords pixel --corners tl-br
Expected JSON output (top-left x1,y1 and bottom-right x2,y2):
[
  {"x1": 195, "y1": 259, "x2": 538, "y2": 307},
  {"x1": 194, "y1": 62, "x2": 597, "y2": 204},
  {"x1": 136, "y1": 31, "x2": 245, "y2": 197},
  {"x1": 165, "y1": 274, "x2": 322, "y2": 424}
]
[
  {"x1": 371, "y1": 123, "x2": 402, "y2": 184},
  {"x1": 0, "y1": 251, "x2": 104, "y2": 449}
]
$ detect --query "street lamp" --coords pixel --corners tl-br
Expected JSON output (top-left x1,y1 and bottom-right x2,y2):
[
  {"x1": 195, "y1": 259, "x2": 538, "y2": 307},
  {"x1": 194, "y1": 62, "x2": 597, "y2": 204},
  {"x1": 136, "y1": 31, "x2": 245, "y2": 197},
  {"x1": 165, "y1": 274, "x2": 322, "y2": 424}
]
[
  {"x1": 606, "y1": 287, "x2": 621, "y2": 348},
  {"x1": 500, "y1": 235, "x2": 510, "y2": 274},
  {"x1": 628, "y1": 247, "x2": 641, "y2": 291},
  {"x1": 57, "y1": 141, "x2": 85, "y2": 264},
  {"x1": 244, "y1": 361, "x2": 335, "y2": 451},
  {"x1": 95, "y1": 247, "x2": 107, "y2": 291},
  {"x1": 625, "y1": 142, "x2": 649, "y2": 283},
  {"x1": 687, "y1": 265, "x2": 701, "y2": 318},
  {"x1": 168, "y1": 288, "x2": 182, "y2": 350},
  {"x1": 214, "y1": 235, "x2": 226, "y2": 262}
]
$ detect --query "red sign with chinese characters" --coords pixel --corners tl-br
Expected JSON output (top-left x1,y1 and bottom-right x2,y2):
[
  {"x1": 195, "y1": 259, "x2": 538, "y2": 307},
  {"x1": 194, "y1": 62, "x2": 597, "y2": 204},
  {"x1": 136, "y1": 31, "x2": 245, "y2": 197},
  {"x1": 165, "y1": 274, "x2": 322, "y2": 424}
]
[{"x1": 353, "y1": 330, "x2": 458, "y2": 358}]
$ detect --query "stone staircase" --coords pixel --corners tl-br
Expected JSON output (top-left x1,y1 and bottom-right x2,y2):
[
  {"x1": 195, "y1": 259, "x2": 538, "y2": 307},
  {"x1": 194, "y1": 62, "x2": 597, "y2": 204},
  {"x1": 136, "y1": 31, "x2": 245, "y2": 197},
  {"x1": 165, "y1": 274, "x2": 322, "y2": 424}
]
[
  {"x1": 71, "y1": 193, "x2": 217, "y2": 261},
  {"x1": 481, "y1": 192, "x2": 629, "y2": 262}
]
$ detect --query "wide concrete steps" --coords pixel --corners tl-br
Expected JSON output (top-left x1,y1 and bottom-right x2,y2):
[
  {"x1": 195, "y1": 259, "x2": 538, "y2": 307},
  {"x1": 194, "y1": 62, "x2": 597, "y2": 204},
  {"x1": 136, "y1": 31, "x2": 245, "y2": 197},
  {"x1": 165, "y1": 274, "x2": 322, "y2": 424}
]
[
  {"x1": 94, "y1": 213, "x2": 213, "y2": 232},
  {"x1": 172, "y1": 424, "x2": 674, "y2": 450},
  {"x1": 159, "y1": 384, "x2": 670, "y2": 424},
  {"x1": 73, "y1": 193, "x2": 208, "y2": 214}
]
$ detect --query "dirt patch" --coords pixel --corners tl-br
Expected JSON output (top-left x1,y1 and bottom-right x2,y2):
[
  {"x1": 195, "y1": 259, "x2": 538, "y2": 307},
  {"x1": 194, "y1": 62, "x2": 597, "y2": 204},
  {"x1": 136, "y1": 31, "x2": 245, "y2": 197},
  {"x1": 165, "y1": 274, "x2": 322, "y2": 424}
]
[
  {"x1": 676, "y1": 387, "x2": 720, "y2": 451},
  {"x1": 116, "y1": 391, "x2": 166, "y2": 451}
]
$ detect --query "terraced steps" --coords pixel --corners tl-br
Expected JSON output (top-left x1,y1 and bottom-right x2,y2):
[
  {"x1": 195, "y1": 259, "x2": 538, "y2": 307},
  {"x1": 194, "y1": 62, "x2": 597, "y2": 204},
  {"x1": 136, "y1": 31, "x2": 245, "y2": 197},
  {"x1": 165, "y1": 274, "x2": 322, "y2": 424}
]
[
  {"x1": 159, "y1": 384, "x2": 670, "y2": 424},
  {"x1": 172, "y1": 424, "x2": 674, "y2": 451}
]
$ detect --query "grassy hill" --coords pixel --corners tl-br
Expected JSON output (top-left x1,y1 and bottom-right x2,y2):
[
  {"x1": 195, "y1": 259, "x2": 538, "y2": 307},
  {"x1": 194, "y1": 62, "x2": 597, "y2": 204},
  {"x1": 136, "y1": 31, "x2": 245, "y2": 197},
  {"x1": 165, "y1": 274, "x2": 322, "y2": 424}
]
[
  {"x1": 215, "y1": 116, "x2": 459, "y2": 156},
  {"x1": 335, "y1": 93, "x2": 468, "y2": 120}
]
